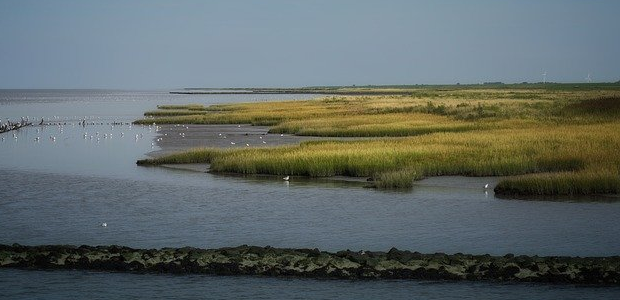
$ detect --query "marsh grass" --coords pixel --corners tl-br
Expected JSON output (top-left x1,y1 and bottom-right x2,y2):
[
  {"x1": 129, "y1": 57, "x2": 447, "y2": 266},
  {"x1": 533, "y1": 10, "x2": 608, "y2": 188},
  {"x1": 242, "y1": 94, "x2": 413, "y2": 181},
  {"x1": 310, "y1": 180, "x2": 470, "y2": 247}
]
[
  {"x1": 495, "y1": 171, "x2": 620, "y2": 196},
  {"x1": 268, "y1": 113, "x2": 486, "y2": 137},
  {"x1": 140, "y1": 123, "x2": 620, "y2": 193},
  {"x1": 561, "y1": 96, "x2": 620, "y2": 118},
  {"x1": 372, "y1": 169, "x2": 422, "y2": 189},
  {"x1": 156, "y1": 104, "x2": 206, "y2": 110},
  {"x1": 144, "y1": 110, "x2": 208, "y2": 117},
  {"x1": 137, "y1": 148, "x2": 221, "y2": 165},
  {"x1": 136, "y1": 88, "x2": 620, "y2": 195}
]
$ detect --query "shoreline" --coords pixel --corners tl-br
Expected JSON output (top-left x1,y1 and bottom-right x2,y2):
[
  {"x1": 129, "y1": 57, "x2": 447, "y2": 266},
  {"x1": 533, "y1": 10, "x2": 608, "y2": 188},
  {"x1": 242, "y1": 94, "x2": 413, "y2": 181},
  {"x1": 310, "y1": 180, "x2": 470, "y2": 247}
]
[{"x1": 2, "y1": 244, "x2": 619, "y2": 284}]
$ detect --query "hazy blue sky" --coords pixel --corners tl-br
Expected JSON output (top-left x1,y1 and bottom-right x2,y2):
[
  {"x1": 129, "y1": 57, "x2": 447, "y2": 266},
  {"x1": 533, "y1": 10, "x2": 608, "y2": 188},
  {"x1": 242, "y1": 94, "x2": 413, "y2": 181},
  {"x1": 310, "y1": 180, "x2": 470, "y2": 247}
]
[{"x1": 1, "y1": 0, "x2": 619, "y2": 89}]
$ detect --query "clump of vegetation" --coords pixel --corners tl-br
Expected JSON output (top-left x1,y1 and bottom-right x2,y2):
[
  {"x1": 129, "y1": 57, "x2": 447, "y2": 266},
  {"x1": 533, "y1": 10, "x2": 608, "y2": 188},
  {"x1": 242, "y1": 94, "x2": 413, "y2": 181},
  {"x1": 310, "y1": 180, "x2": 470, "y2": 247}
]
[
  {"x1": 372, "y1": 169, "x2": 423, "y2": 189},
  {"x1": 495, "y1": 171, "x2": 620, "y2": 196},
  {"x1": 137, "y1": 148, "x2": 220, "y2": 165},
  {"x1": 156, "y1": 104, "x2": 206, "y2": 110}
]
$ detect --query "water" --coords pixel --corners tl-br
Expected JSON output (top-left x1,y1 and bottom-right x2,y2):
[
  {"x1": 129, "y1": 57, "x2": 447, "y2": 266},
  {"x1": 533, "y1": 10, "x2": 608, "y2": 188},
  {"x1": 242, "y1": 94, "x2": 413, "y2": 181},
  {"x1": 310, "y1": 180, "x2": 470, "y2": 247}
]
[
  {"x1": 1, "y1": 90, "x2": 619, "y2": 298},
  {"x1": 2, "y1": 269, "x2": 619, "y2": 300}
]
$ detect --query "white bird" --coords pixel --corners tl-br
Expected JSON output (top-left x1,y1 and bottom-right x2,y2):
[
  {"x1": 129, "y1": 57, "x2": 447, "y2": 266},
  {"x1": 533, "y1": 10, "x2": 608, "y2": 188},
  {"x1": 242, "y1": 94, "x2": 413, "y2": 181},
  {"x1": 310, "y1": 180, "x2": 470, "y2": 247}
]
[
  {"x1": 484, "y1": 183, "x2": 489, "y2": 189},
  {"x1": 101, "y1": 222, "x2": 107, "y2": 227},
  {"x1": 283, "y1": 176, "x2": 290, "y2": 181},
  {"x1": 280, "y1": 134, "x2": 284, "y2": 137},
  {"x1": 246, "y1": 143, "x2": 250, "y2": 147},
  {"x1": 230, "y1": 142, "x2": 236, "y2": 145}
]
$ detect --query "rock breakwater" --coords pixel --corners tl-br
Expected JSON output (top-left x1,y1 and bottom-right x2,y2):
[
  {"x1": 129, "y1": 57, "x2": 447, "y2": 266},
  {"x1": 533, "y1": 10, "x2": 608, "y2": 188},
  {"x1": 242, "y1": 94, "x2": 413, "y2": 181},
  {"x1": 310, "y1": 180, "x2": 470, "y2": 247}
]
[{"x1": 1, "y1": 244, "x2": 619, "y2": 284}]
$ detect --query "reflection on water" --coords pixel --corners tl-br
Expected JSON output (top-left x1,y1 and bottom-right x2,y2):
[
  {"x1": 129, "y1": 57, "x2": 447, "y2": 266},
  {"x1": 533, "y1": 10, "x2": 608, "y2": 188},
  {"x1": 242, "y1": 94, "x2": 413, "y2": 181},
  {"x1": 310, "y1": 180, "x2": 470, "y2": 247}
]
[{"x1": 1, "y1": 90, "x2": 619, "y2": 297}]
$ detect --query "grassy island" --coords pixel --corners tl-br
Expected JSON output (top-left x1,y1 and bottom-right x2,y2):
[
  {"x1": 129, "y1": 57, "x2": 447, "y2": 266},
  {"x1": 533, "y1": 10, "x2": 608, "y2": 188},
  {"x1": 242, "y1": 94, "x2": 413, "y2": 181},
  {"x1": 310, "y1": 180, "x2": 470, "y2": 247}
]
[{"x1": 137, "y1": 84, "x2": 620, "y2": 196}]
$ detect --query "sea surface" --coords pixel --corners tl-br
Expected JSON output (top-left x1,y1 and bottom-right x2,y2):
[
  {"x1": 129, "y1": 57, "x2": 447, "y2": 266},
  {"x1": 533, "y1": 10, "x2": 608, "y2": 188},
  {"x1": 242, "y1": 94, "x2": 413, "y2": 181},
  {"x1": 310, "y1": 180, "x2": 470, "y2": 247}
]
[{"x1": 1, "y1": 90, "x2": 619, "y2": 299}]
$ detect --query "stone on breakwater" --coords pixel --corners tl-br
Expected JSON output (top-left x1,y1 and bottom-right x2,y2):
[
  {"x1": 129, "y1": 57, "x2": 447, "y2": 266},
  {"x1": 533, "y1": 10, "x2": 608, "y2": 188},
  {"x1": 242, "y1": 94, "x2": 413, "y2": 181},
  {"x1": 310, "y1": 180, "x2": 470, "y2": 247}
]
[{"x1": 1, "y1": 244, "x2": 619, "y2": 284}]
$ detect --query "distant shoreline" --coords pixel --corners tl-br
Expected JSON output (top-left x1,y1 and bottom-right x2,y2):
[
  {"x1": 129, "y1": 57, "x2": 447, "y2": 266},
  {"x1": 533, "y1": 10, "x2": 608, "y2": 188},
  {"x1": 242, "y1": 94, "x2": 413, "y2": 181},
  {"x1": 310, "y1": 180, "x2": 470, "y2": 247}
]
[{"x1": 170, "y1": 82, "x2": 620, "y2": 95}]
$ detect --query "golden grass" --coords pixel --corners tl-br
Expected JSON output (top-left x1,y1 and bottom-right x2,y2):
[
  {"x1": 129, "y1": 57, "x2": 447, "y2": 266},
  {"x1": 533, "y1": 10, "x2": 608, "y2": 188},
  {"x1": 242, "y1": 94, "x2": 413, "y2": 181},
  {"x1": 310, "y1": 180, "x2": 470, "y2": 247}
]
[
  {"x1": 136, "y1": 89, "x2": 620, "y2": 195},
  {"x1": 140, "y1": 122, "x2": 620, "y2": 193},
  {"x1": 269, "y1": 113, "x2": 486, "y2": 137}
]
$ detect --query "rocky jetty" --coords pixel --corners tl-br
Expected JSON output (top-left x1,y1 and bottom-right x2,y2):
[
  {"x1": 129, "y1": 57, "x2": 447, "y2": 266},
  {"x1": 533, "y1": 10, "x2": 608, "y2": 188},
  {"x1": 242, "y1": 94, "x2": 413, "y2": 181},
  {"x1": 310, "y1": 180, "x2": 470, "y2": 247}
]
[{"x1": 1, "y1": 244, "x2": 619, "y2": 284}]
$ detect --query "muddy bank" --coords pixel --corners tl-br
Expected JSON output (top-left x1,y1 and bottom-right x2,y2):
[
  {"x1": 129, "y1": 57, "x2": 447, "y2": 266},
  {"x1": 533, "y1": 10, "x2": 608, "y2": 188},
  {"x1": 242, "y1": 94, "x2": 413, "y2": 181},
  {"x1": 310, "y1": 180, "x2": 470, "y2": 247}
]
[
  {"x1": 147, "y1": 124, "x2": 363, "y2": 157},
  {"x1": 2, "y1": 244, "x2": 619, "y2": 284}
]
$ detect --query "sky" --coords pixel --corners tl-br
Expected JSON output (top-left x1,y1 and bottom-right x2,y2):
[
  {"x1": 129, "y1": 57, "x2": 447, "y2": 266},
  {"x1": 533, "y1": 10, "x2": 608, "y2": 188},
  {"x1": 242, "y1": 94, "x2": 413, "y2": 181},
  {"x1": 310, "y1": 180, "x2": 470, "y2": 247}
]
[{"x1": 1, "y1": 0, "x2": 619, "y2": 89}]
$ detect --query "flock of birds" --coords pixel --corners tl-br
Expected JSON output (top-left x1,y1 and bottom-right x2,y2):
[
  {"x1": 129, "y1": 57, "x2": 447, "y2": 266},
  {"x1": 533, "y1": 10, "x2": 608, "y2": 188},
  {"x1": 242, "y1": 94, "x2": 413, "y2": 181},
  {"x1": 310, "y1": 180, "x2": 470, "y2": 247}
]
[
  {"x1": 1, "y1": 116, "x2": 158, "y2": 145},
  {"x1": 3, "y1": 116, "x2": 287, "y2": 149}
]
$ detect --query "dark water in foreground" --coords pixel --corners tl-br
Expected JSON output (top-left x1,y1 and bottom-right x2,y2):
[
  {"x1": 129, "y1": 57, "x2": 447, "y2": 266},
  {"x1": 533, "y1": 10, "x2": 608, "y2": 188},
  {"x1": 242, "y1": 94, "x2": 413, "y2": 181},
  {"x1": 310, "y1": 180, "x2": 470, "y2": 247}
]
[
  {"x1": 1, "y1": 90, "x2": 619, "y2": 299},
  {"x1": 3, "y1": 269, "x2": 620, "y2": 300}
]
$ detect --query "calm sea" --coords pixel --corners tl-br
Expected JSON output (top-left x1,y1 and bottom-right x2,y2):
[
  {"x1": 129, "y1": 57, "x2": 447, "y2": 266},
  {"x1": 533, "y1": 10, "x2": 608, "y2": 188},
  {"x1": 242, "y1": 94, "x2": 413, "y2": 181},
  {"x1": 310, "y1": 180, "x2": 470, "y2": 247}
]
[{"x1": 1, "y1": 90, "x2": 619, "y2": 299}]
